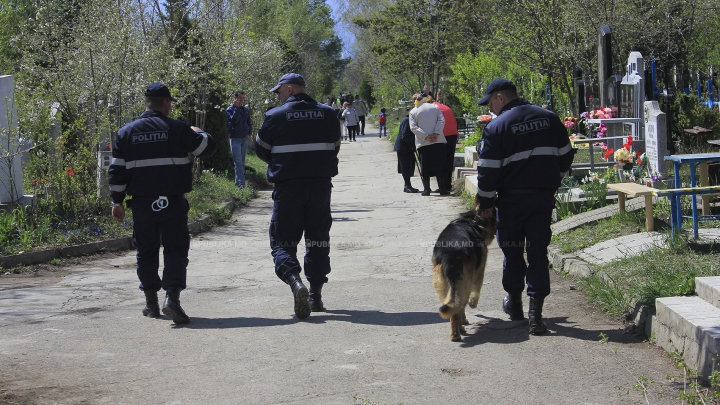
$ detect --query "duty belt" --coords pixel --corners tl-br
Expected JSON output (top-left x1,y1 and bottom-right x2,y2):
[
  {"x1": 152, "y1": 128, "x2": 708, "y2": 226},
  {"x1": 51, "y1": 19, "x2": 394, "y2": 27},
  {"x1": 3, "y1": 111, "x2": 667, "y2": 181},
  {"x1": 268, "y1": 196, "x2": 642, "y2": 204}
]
[
  {"x1": 132, "y1": 194, "x2": 185, "y2": 212},
  {"x1": 498, "y1": 188, "x2": 555, "y2": 195}
]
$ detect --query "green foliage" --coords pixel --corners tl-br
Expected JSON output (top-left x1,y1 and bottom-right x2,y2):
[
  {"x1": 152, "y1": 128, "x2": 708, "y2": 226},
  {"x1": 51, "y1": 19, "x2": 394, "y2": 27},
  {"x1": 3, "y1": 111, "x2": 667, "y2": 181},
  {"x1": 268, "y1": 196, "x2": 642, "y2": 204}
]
[
  {"x1": 449, "y1": 51, "x2": 546, "y2": 116},
  {"x1": 462, "y1": 126, "x2": 483, "y2": 150},
  {"x1": 357, "y1": 79, "x2": 376, "y2": 111},
  {"x1": 245, "y1": 0, "x2": 347, "y2": 98},
  {"x1": 352, "y1": 0, "x2": 478, "y2": 95},
  {"x1": 665, "y1": 94, "x2": 720, "y2": 147}
]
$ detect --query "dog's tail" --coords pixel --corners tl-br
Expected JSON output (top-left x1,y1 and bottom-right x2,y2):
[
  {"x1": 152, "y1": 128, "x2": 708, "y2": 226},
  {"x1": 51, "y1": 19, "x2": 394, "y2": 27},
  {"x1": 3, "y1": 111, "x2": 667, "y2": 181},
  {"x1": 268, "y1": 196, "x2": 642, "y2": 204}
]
[{"x1": 438, "y1": 254, "x2": 465, "y2": 317}]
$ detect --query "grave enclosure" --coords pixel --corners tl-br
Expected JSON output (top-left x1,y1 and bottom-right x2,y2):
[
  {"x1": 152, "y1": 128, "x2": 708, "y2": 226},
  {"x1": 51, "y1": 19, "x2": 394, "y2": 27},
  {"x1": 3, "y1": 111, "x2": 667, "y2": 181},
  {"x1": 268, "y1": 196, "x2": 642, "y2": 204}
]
[{"x1": 569, "y1": 26, "x2": 670, "y2": 185}]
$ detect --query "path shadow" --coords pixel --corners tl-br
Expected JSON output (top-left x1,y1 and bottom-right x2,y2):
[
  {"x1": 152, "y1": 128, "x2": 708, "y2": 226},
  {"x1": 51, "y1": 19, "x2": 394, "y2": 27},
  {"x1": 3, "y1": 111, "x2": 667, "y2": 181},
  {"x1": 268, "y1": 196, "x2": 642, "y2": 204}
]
[
  {"x1": 304, "y1": 309, "x2": 445, "y2": 326},
  {"x1": 543, "y1": 316, "x2": 644, "y2": 344},
  {"x1": 331, "y1": 217, "x2": 359, "y2": 222},
  {"x1": 458, "y1": 314, "x2": 529, "y2": 347},
  {"x1": 457, "y1": 314, "x2": 646, "y2": 347},
  {"x1": 179, "y1": 316, "x2": 296, "y2": 329},
  {"x1": 331, "y1": 209, "x2": 374, "y2": 214},
  {"x1": 177, "y1": 310, "x2": 444, "y2": 329}
]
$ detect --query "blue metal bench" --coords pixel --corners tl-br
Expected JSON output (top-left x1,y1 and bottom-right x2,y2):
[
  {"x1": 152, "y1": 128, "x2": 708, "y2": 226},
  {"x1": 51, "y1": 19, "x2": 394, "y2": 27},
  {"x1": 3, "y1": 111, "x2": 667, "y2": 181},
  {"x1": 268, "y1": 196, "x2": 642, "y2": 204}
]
[{"x1": 653, "y1": 186, "x2": 720, "y2": 238}]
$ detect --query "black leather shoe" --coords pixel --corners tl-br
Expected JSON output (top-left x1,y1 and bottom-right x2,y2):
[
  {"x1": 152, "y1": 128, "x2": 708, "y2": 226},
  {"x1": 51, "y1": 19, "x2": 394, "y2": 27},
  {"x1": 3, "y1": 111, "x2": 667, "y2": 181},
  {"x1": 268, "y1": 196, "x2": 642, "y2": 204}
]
[
  {"x1": 142, "y1": 290, "x2": 160, "y2": 318},
  {"x1": 308, "y1": 283, "x2": 326, "y2": 312},
  {"x1": 162, "y1": 288, "x2": 190, "y2": 324},
  {"x1": 439, "y1": 190, "x2": 451, "y2": 196},
  {"x1": 528, "y1": 297, "x2": 548, "y2": 335},
  {"x1": 404, "y1": 186, "x2": 419, "y2": 193},
  {"x1": 502, "y1": 294, "x2": 525, "y2": 321},
  {"x1": 421, "y1": 189, "x2": 431, "y2": 196},
  {"x1": 284, "y1": 274, "x2": 310, "y2": 319}
]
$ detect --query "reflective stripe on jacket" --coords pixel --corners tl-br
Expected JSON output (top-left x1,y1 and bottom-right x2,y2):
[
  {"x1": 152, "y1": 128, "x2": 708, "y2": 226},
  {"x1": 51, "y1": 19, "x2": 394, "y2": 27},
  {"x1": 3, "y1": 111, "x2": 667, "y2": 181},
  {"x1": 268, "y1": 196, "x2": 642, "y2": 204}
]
[
  {"x1": 109, "y1": 110, "x2": 217, "y2": 203},
  {"x1": 475, "y1": 99, "x2": 574, "y2": 209},
  {"x1": 253, "y1": 93, "x2": 341, "y2": 183}
]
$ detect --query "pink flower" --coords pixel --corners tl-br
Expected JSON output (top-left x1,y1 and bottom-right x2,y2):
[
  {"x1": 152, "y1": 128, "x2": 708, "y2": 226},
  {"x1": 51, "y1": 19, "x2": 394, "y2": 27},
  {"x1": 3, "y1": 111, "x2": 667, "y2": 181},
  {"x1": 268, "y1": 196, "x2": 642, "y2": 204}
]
[{"x1": 603, "y1": 108, "x2": 611, "y2": 114}]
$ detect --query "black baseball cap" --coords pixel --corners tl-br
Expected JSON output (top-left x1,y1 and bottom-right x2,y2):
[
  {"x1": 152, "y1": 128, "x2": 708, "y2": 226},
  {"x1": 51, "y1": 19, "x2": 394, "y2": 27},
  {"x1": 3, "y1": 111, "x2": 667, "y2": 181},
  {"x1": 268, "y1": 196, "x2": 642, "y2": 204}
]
[
  {"x1": 477, "y1": 78, "x2": 516, "y2": 105},
  {"x1": 270, "y1": 73, "x2": 306, "y2": 93},
  {"x1": 145, "y1": 82, "x2": 177, "y2": 101}
]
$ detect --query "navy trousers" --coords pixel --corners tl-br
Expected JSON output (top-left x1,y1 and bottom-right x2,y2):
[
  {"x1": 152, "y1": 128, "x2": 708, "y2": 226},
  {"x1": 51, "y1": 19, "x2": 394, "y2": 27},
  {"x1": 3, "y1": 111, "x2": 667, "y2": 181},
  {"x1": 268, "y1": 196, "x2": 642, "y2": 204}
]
[
  {"x1": 496, "y1": 193, "x2": 555, "y2": 299},
  {"x1": 132, "y1": 196, "x2": 190, "y2": 292},
  {"x1": 269, "y1": 179, "x2": 332, "y2": 285}
]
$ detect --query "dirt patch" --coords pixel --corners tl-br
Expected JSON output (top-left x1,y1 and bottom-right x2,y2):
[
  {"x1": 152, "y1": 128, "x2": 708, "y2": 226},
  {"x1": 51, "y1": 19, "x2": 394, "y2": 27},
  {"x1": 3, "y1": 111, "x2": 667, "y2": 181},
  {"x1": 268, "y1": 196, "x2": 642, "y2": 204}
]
[
  {"x1": 0, "y1": 250, "x2": 131, "y2": 290},
  {"x1": 0, "y1": 388, "x2": 35, "y2": 405}
]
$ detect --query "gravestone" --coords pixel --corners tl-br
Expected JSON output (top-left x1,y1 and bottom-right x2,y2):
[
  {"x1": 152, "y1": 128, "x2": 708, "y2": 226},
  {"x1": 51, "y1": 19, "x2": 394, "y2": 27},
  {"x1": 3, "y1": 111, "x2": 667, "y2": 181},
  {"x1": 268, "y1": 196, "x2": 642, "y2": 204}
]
[
  {"x1": 598, "y1": 25, "x2": 613, "y2": 107},
  {"x1": 643, "y1": 101, "x2": 668, "y2": 178},
  {"x1": 585, "y1": 83, "x2": 601, "y2": 111},
  {"x1": 0, "y1": 75, "x2": 23, "y2": 204},
  {"x1": 574, "y1": 66, "x2": 586, "y2": 115},
  {"x1": 620, "y1": 52, "x2": 646, "y2": 153}
]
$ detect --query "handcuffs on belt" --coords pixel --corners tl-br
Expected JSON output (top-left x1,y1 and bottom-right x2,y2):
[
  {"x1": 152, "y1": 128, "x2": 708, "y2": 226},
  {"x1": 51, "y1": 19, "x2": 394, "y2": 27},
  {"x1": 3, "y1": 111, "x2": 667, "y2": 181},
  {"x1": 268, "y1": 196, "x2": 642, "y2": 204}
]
[{"x1": 151, "y1": 196, "x2": 169, "y2": 212}]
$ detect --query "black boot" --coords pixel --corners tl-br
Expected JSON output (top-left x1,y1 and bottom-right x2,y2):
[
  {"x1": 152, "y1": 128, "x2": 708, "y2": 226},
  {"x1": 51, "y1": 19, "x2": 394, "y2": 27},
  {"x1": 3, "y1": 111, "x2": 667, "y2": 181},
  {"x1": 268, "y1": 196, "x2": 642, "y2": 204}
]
[
  {"x1": 284, "y1": 273, "x2": 310, "y2": 319},
  {"x1": 162, "y1": 287, "x2": 190, "y2": 324},
  {"x1": 528, "y1": 297, "x2": 548, "y2": 335},
  {"x1": 308, "y1": 283, "x2": 326, "y2": 312},
  {"x1": 421, "y1": 177, "x2": 431, "y2": 196},
  {"x1": 438, "y1": 176, "x2": 450, "y2": 196},
  {"x1": 502, "y1": 294, "x2": 525, "y2": 321},
  {"x1": 142, "y1": 290, "x2": 160, "y2": 318}
]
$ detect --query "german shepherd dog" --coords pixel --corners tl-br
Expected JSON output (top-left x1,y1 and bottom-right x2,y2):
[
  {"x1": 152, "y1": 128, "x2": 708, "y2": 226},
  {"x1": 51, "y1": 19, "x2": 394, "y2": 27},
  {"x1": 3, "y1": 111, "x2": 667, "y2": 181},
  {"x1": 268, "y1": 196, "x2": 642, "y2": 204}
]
[{"x1": 432, "y1": 208, "x2": 496, "y2": 341}]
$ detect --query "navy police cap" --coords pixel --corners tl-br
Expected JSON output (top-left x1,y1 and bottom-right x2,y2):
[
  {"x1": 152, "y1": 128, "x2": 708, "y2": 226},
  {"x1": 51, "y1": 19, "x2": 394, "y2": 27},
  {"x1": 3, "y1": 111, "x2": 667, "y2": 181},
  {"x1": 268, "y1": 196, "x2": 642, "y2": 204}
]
[
  {"x1": 270, "y1": 73, "x2": 306, "y2": 93},
  {"x1": 145, "y1": 82, "x2": 177, "y2": 102},
  {"x1": 477, "y1": 78, "x2": 516, "y2": 105}
]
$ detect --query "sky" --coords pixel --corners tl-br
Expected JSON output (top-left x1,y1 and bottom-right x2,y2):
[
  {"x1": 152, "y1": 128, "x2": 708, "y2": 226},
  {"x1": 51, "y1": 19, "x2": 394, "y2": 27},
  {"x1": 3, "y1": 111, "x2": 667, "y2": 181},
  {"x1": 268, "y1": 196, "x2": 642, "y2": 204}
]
[{"x1": 325, "y1": 0, "x2": 355, "y2": 58}]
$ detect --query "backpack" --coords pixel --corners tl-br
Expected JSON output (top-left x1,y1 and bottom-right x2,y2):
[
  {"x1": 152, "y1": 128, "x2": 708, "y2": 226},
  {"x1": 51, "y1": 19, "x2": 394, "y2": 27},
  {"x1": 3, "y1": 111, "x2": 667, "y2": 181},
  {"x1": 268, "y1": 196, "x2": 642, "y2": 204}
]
[{"x1": 377, "y1": 113, "x2": 387, "y2": 123}]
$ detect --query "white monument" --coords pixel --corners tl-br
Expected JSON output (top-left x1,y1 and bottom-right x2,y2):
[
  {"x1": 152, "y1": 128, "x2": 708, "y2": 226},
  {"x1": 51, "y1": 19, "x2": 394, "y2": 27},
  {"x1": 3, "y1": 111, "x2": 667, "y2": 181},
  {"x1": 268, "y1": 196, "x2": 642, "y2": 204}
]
[
  {"x1": 643, "y1": 101, "x2": 669, "y2": 178},
  {"x1": 620, "y1": 52, "x2": 645, "y2": 152},
  {"x1": 0, "y1": 75, "x2": 23, "y2": 204}
]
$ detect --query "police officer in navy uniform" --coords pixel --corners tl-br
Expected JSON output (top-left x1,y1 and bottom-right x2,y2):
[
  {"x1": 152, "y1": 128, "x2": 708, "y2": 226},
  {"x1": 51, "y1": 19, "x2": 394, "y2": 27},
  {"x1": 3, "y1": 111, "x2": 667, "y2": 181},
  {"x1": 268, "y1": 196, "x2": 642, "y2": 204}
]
[
  {"x1": 109, "y1": 82, "x2": 217, "y2": 324},
  {"x1": 475, "y1": 78, "x2": 574, "y2": 334},
  {"x1": 253, "y1": 73, "x2": 341, "y2": 319}
]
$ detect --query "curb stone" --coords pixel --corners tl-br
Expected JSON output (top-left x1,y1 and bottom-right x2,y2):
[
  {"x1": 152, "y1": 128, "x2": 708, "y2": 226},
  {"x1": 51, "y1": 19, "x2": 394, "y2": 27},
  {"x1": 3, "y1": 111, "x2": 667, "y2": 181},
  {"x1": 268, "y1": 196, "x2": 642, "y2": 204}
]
[
  {"x1": 550, "y1": 245, "x2": 658, "y2": 338},
  {"x1": 548, "y1": 246, "x2": 594, "y2": 278},
  {"x1": 0, "y1": 200, "x2": 237, "y2": 270}
]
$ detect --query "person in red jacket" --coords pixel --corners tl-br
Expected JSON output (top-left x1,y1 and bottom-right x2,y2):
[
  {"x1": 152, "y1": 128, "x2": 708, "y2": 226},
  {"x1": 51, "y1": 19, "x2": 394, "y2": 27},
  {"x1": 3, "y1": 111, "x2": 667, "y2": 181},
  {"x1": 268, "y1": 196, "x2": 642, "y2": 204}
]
[{"x1": 433, "y1": 99, "x2": 459, "y2": 193}]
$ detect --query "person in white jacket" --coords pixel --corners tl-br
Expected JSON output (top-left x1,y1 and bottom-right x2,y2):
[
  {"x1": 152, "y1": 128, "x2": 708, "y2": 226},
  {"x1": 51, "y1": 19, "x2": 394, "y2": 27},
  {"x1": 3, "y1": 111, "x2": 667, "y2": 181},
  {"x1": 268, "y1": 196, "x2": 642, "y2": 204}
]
[
  {"x1": 409, "y1": 91, "x2": 447, "y2": 196},
  {"x1": 352, "y1": 95, "x2": 368, "y2": 135},
  {"x1": 342, "y1": 102, "x2": 359, "y2": 142}
]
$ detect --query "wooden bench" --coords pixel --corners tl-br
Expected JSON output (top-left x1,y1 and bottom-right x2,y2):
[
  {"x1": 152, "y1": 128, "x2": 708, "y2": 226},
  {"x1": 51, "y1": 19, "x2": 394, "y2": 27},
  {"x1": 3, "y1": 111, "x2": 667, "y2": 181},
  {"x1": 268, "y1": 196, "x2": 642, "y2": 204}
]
[
  {"x1": 607, "y1": 183, "x2": 657, "y2": 231},
  {"x1": 653, "y1": 186, "x2": 720, "y2": 238}
]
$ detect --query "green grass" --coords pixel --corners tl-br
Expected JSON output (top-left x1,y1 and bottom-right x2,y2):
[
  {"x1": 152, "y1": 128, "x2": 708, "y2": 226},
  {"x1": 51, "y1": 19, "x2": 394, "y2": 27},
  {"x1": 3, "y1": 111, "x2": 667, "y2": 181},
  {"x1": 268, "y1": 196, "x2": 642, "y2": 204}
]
[
  {"x1": 552, "y1": 209, "x2": 664, "y2": 254},
  {"x1": 553, "y1": 191, "x2": 720, "y2": 319},
  {"x1": 573, "y1": 148, "x2": 606, "y2": 165},
  {"x1": 186, "y1": 172, "x2": 255, "y2": 224},
  {"x1": 576, "y1": 239, "x2": 720, "y2": 317},
  {"x1": 0, "y1": 156, "x2": 268, "y2": 257}
]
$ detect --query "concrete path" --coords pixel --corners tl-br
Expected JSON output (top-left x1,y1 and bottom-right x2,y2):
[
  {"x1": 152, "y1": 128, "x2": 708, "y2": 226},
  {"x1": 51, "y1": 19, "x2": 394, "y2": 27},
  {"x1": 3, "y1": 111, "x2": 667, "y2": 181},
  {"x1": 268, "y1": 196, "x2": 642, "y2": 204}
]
[{"x1": 0, "y1": 132, "x2": 682, "y2": 404}]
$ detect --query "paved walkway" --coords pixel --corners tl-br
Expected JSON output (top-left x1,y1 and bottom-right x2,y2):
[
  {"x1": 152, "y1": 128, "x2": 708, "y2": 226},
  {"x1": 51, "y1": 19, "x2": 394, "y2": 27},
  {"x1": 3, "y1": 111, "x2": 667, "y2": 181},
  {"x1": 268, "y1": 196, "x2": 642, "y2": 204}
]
[{"x1": 0, "y1": 131, "x2": 682, "y2": 404}]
